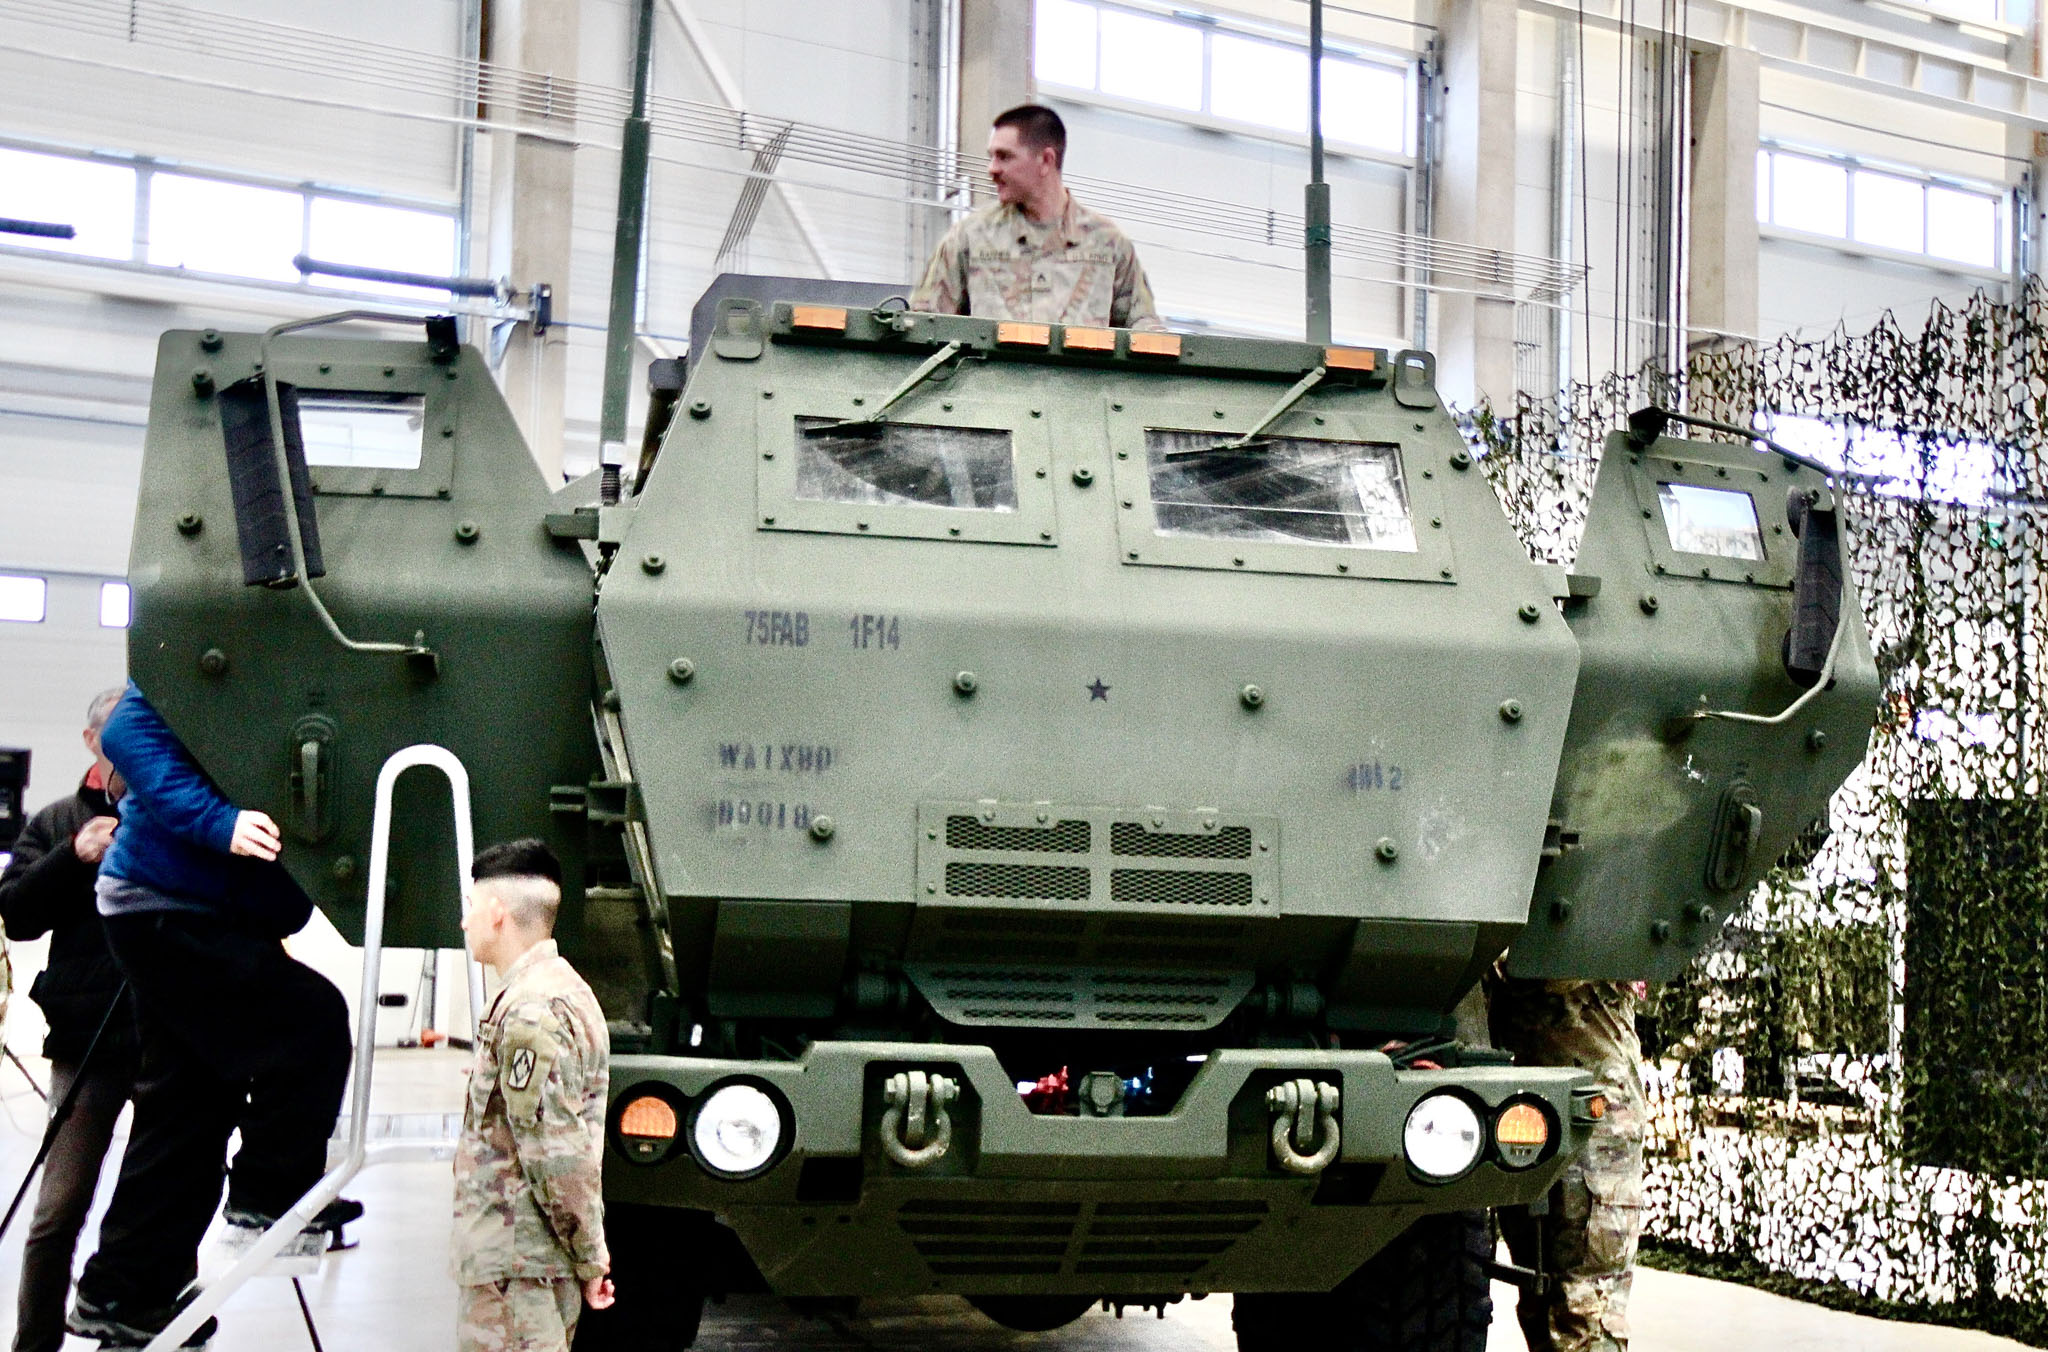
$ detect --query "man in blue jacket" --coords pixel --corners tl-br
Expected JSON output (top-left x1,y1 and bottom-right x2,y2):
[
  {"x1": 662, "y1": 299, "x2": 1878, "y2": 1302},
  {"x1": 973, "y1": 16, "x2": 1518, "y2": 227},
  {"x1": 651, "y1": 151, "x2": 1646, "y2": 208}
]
[{"x1": 66, "y1": 683, "x2": 352, "y2": 1347}]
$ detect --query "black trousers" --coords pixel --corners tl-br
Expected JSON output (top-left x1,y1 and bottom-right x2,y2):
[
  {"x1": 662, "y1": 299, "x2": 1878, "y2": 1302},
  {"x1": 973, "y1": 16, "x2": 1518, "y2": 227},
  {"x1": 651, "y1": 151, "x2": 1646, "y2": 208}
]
[
  {"x1": 13, "y1": 1055, "x2": 136, "y2": 1352},
  {"x1": 77, "y1": 910, "x2": 349, "y2": 1308}
]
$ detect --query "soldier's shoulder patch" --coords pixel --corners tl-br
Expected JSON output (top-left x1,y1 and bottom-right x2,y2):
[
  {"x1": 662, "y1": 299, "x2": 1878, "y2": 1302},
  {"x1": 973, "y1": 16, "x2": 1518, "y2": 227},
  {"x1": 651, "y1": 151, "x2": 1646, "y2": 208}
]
[{"x1": 506, "y1": 1044, "x2": 539, "y2": 1091}]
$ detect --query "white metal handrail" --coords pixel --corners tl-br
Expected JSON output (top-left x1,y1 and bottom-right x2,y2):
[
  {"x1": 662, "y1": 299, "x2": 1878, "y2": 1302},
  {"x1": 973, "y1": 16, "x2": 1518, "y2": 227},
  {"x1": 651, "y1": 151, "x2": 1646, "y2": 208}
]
[{"x1": 146, "y1": 744, "x2": 479, "y2": 1351}]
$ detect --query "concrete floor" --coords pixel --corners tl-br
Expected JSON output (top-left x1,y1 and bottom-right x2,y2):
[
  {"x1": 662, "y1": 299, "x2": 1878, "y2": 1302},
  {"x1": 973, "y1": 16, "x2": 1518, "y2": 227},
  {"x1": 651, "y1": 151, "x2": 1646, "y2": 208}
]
[{"x1": 0, "y1": 1048, "x2": 2032, "y2": 1351}]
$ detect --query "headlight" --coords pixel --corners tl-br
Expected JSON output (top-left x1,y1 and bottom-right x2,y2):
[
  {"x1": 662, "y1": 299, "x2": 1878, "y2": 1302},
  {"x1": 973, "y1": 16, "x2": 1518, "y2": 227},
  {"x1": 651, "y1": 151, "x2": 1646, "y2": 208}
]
[
  {"x1": 691, "y1": 1082, "x2": 786, "y2": 1178},
  {"x1": 1403, "y1": 1091, "x2": 1484, "y2": 1180}
]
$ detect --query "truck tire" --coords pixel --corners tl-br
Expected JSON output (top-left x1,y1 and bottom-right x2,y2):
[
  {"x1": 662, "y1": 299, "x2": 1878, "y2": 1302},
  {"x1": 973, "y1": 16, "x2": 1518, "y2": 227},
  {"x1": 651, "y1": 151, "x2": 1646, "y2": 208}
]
[
  {"x1": 1232, "y1": 1210, "x2": 1493, "y2": 1352},
  {"x1": 968, "y1": 1295, "x2": 1096, "y2": 1332},
  {"x1": 570, "y1": 1203, "x2": 708, "y2": 1352}
]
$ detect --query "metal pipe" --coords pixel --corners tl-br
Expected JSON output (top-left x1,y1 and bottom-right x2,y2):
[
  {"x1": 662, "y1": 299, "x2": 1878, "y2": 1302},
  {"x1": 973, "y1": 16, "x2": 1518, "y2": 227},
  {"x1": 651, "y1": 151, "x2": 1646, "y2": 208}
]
[
  {"x1": 292, "y1": 255, "x2": 500, "y2": 298},
  {"x1": 455, "y1": 0, "x2": 484, "y2": 345},
  {"x1": 1552, "y1": 17, "x2": 1578, "y2": 400},
  {"x1": 0, "y1": 217, "x2": 74, "y2": 239},
  {"x1": 600, "y1": 0, "x2": 658, "y2": 504},
  {"x1": 1304, "y1": 0, "x2": 1332, "y2": 344},
  {"x1": 1411, "y1": 41, "x2": 1440, "y2": 350}
]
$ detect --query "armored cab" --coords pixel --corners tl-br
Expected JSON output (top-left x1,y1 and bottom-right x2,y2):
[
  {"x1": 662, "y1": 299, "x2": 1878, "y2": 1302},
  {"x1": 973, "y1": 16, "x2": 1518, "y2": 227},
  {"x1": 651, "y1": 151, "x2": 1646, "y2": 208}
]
[{"x1": 129, "y1": 281, "x2": 1877, "y2": 1349}]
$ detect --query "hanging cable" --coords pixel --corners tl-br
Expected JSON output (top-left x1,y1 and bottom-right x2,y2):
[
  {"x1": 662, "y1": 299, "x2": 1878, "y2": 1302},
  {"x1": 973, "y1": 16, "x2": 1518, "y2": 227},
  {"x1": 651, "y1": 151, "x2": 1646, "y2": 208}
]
[{"x1": 1576, "y1": 0, "x2": 1595, "y2": 403}]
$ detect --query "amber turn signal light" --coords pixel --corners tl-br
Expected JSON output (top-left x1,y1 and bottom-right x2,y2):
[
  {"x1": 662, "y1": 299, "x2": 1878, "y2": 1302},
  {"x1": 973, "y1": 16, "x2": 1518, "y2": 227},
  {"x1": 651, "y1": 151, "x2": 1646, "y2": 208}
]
[
  {"x1": 620, "y1": 1094, "x2": 679, "y2": 1140},
  {"x1": 997, "y1": 321, "x2": 1052, "y2": 347},
  {"x1": 1129, "y1": 332, "x2": 1182, "y2": 358},
  {"x1": 1494, "y1": 1100, "x2": 1551, "y2": 1170},
  {"x1": 791, "y1": 305, "x2": 847, "y2": 331},
  {"x1": 1495, "y1": 1102, "x2": 1549, "y2": 1147}
]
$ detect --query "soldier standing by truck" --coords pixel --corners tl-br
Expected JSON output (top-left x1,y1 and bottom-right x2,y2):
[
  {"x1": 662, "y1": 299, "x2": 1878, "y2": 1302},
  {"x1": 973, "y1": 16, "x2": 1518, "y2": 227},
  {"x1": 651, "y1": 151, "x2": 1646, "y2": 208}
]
[
  {"x1": 1491, "y1": 977, "x2": 1647, "y2": 1352},
  {"x1": 454, "y1": 839, "x2": 613, "y2": 1352},
  {"x1": 910, "y1": 103, "x2": 1162, "y2": 330}
]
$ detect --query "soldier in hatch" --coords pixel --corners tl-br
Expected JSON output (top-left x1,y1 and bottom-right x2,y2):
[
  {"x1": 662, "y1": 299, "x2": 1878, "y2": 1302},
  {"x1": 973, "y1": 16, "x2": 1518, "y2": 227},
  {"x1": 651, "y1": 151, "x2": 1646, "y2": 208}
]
[
  {"x1": 911, "y1": 103, "x2": 1163, "y2": 330},
  {"x1": 453, "y1": 839, "x2": 613, "y2": 1352}
]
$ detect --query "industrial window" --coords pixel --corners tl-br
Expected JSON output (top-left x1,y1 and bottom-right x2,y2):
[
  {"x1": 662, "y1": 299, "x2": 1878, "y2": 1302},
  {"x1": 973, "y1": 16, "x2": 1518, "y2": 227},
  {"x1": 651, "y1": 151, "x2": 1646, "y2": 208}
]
[
  {"x1": 0, "y1": 575, "x2": 47, "y2": 624},
  {"x1": 148, "y1": 174, "x2": 304, "y2": 283},
  {"x1": 1034, "y1": 0, "x2": 1412, "y2": 155},
  {"x1": 99, "y1": 582, "x2": 131, "y2": 629},
  {"x1": 306, "y1": 198, "x2": 458, "y2": 298},
  {"x1": 0, "y1": 139, "x2": 457, "y2": 294},
  {"x1": 1098, "y1": 8, "x2": 1204, "y2": 111},
  {"x1": 1903, "y1": 0, "x2": 2005, "y2": 21},
  {"x1": 1757, "y1": 147, "x2": 2006, "y2": 272},
  {"x1": 0, "y1": 147, "x2": 135, "y2": 261},
  {"x1": 1769, "y1": 414, "x2": 2001, "y2": 506}
]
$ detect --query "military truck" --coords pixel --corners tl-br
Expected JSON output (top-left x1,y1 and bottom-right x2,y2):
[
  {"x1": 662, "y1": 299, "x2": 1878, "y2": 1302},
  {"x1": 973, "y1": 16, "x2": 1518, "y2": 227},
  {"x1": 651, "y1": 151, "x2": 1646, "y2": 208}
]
[{"x1": 128, "y1": 280, "x2": 1877, "y2": 1350}]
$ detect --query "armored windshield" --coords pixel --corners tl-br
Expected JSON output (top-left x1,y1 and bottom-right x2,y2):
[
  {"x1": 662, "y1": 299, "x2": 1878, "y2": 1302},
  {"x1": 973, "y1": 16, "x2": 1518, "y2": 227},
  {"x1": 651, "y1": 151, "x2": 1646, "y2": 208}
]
[
  {"x1": 795, "y1": 417, "x2": 1018, "y2": 512},
  {"x1": 1144, "y1": 430, "x2": 1417, "y2": 551}
]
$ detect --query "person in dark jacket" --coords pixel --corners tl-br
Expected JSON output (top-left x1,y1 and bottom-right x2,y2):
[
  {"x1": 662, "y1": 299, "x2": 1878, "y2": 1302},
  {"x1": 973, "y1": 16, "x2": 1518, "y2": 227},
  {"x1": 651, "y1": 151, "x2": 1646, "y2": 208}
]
[
  {"x1": 66, "y1": 682, "x2": 353, "y2": 1347},
  {"x1": 0, "y1": 687, "x2": 140, "y2": 1352}
]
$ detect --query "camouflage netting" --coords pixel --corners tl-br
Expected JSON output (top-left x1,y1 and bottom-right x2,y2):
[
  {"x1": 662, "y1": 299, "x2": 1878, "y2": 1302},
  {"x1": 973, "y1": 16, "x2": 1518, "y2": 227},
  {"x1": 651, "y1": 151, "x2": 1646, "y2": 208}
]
[{"x1": 1467, "y1": 281, "x2": 2048, "y2": 1344}]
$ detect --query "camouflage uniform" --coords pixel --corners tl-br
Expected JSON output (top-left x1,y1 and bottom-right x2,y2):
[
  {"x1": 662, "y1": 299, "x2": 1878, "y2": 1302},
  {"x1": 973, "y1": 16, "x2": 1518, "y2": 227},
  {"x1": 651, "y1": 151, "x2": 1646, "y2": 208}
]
[
  {"x1": 452, "y1": 939, "x2": 610, "y2": 1352},
  {"x1": 1489, "y1": 977, "x2": 1646, "y2": 1352},
  {"x1": 910, "y1": 192, "x2": 1162, "y2": 329}
]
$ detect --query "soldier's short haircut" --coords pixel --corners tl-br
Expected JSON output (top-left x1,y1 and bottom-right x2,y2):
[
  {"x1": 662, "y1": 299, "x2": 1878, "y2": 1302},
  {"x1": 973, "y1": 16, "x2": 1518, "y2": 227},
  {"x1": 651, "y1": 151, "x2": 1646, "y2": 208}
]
[
  {"x1": 473, "y1": 838, "x2": 563, "y2": 931},
  {"x1": 993, "y1": 104, "x2": 1066, "y2": 168},
  {"x1": 86, "y1": 686, "x2": 123, "y2": 732}
]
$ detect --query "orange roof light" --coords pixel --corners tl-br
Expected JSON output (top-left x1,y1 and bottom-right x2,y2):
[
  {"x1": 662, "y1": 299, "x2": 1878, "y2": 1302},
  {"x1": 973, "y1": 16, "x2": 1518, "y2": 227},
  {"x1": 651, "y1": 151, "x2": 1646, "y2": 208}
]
[
  {"x1": 1129, "y1": 332, "x2": 1182, "y2": 359},
  {"x1": 1326, "y1": 346, "x2": 1377, "y2": 373},
  {"x1": 791, "y1": 305, "x2": 847, "y2": 332},
  {"x1": 997, "y1": 321, "x2": 1052, "y2": 347},
  {"x1": 1494, "y1": 1101, "x2": 1550, "y2": 1149},
  {"x1": 619, "y1": 1095, "x2": 679, "y2": 1140},
  {"x1": 1062, "y1": 326, "x2": 1117, "y2": 353}
]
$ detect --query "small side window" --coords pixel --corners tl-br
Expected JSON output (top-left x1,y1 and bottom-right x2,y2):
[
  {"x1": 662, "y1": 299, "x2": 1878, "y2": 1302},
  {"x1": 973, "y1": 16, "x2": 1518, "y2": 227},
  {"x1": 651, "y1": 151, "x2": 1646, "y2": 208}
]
[
  {"x1": 1657, "y1": 483, "x2": 1765, "y2": 560},
  {"x1": 300, "y1": 392, "x2": 427, "y2": 470}
]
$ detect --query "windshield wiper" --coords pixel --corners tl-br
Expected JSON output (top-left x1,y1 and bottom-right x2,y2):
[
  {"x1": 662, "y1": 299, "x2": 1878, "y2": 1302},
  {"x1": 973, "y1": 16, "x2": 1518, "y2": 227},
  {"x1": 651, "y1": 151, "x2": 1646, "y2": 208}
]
[
  {"x1": 801, "y1": 341, "x2": 967, "y2": 438},
  {"x1": 1162, "y1": 364, "x2": 1329, "y2": 461}
]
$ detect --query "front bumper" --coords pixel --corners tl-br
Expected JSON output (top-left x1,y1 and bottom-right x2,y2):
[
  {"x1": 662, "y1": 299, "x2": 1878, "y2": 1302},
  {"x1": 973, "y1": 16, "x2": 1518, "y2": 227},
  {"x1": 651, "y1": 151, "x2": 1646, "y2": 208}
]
[{"x1": 604, "y1": 1042, "x2": 1592, "y2": 1296}]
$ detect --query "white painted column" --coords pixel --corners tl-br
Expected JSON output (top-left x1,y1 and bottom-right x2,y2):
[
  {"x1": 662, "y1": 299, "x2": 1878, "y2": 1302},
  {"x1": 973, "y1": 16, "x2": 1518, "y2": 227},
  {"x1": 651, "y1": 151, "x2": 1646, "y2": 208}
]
[
  {"x1": 483, "y1": 0, "x2": 579, "y2": 483},
  {"x1": 1434, "y1": 0, "x2": 1520, "y2": 409},
  {"x1": 1687, "y1": 44, "x2": 1760, "y2": 357},
  {"x1": 958, "y1": 0, "x2": 1033, "y2": 166}
]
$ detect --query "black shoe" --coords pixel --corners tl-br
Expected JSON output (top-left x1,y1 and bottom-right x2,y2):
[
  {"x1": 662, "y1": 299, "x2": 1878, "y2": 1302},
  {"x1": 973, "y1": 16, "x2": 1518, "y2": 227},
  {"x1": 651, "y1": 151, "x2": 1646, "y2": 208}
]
[
  {"x1": 68, "y1": 1288, "x2": 218, "y2": 1347},
  {"x1": 223, "y1": 1195, "x2": 364, "y2": 1233}
]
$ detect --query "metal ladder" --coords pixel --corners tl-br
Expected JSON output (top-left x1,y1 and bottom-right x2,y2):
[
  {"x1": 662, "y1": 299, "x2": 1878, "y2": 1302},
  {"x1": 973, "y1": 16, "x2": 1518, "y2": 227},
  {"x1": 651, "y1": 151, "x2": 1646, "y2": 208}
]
[{"x1": 146, "y1": 745, "x2": 482, "y2": 1351}]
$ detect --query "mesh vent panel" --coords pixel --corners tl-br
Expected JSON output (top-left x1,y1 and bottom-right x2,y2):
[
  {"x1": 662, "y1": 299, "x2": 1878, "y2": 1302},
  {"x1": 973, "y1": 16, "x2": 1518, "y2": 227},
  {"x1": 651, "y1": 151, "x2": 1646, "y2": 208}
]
[
  {"x1": 948, "y1": 862, "x2": 1091, "y2": 900},
  {"x1": 1111, "y1": 822, "x2": 1253, "y2": 859},
  {"x1": 1110, "y1": 869, "x2": 1255, "y2": 907},
  {"x1": 948, "y1": 815, "x2": 1091, "y2": 852}
]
